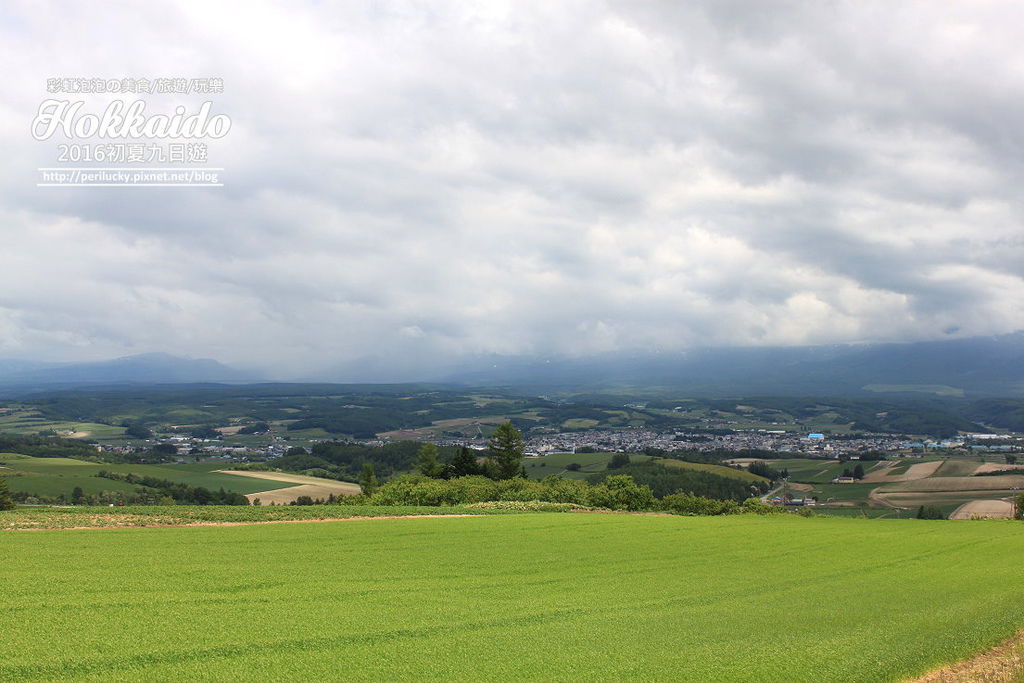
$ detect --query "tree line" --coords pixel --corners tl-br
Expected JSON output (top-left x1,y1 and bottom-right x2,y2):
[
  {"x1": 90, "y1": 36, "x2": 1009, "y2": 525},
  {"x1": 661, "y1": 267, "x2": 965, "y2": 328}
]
[{"x1": 96, "y1": 471, "x2": 249, "y2": 505}]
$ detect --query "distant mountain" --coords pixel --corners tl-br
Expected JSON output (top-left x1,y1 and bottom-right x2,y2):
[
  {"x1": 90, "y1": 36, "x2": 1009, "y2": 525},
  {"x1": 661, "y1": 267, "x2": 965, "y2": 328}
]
[
  {"x1": 0, "y1": 352, "x2": 256, "y2": 389},
  {"x1": 440, "y1": 333, "x2": 1024, "y2": 397}
]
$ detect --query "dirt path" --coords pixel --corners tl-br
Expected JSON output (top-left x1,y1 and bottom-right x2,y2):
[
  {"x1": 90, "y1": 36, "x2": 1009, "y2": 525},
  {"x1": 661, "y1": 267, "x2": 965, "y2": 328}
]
[
  {"x1": 867, "y1": 487, "x2": 903, "y2": 510},
  {"x1": 948, "y1": 499, "x2": 1014, "y2": 520},
  {"x1": 909, "y1": 628, "x2": 1024, "y2": 682}
]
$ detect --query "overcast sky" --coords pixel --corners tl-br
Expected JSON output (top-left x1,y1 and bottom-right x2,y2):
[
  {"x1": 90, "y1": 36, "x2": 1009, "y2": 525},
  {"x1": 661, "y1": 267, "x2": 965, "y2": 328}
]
[{"x1": 1, "y1": 1, "x2": 1022, "y2": 378}]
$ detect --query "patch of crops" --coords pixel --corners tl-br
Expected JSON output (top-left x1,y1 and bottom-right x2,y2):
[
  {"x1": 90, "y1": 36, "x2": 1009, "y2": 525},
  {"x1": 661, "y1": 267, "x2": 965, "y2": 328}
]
[
  {"x1": 3, "y1": 515, "x2": 1024, "y2": 681},
  {"x1": 0, "y1": 505, "x2": 492, "y2": 529}
]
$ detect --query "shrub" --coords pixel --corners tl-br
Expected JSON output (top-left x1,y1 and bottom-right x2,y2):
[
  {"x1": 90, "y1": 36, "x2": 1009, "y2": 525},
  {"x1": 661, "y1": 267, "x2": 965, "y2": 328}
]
[
  {"x1": 740, "y1": 498, "x2": 787, "y2": 515},
  {"x1": 586, "y1": 475, "x2": 657, "y2": 511},
  {"x1": 916, "y1": 505, "x2": 946, "y2": 520},
  {"x1": 661, "y1": 493, "x2": 740, "y2": 516},
  {"x1": 362, "y1": 474, "x2": 656, "y2": 511}
]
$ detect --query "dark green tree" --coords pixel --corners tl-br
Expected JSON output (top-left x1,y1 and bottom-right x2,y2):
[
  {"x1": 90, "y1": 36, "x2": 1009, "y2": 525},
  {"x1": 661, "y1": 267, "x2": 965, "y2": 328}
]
[
  {"x1": 359, "y1": 462, "x2": 379, "y2": 496},
  {"x1": 607, "y1": 453, "x2": 631, "y2": 470},
  {"x1": 916, "y1": 505, "x2": 945, "y2": 520},
  {"x1": 415, "y1": 443, "x2": 445, "y2": 478},
  {"x1": 123, "y1": 423, "x2": 152, "y2": 439},
  {"x1": 448, "y1": 446, "x2": 481, "y2": 477},
  {"x1": 71, "y1": 486, "x2": 84, "y2": 505},
  {"x1": 853, "y1": 463, "x2": 865, "y2": 480},
  {"x1": 487, "y1": 422, "x2": 525, "y2": 480},
  {"x1": 0, "y1": 476, "x2": 15, "y2": 511}
]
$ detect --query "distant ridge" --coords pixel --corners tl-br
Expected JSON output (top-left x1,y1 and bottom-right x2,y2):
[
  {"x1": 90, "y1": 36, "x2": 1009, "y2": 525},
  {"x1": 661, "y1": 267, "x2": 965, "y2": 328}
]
[
  {"x1": 439, "y1": 332, "x2": 1024, "y2": 397},
  {"x1": 0, "y1": 352, "x2": 256, "y2": 388}
]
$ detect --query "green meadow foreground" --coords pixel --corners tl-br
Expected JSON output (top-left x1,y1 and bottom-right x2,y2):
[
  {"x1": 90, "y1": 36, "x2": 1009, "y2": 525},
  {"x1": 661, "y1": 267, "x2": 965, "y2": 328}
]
[{"x1": 3, "y1": 513, "x2": 1024, "y2": 682}]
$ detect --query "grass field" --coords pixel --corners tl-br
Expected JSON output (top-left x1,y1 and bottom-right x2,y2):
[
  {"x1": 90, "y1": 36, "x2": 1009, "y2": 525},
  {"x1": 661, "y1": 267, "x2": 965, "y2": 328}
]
[
  {"x1": 656, "y1": 458, "x2": 769, "y2": 483},
  {"x1": 773, "y1": 458, "x2": 847, "y2": 483},
  {"x1": 0, "y1": 454, "x2": 296, "y2": 497},
  {"x1": 3, "y1": 513, "x2": 1024, "y2": 681}
]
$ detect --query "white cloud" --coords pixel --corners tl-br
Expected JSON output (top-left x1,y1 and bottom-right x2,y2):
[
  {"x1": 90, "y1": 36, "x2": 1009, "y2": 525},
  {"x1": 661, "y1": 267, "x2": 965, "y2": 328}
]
[{"x1": 0, "y1": 0, "x2": 1022, "y2": 376}]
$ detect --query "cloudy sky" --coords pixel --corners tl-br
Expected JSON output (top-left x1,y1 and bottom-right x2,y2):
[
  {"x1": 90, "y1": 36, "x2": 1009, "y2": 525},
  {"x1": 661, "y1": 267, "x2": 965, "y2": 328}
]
[{"x1": 1, "y1": 1, "x2": 1022, "y2": 378}]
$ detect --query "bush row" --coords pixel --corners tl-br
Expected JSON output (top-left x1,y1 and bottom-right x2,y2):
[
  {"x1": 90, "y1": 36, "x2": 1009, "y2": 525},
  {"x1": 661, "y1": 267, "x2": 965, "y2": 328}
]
[
  {"x1": 340, "y1": 474, "x2": 792, "y2": 516},
  {"x1": 342, "y1": 474, "x2": 657, "y2": 510}
]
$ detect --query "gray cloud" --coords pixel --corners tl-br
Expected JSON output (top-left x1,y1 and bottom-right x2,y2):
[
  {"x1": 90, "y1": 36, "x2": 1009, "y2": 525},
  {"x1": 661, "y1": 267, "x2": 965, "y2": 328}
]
[{"x1": 0, "y1": 0, "x2": 1022, "y2": 378}]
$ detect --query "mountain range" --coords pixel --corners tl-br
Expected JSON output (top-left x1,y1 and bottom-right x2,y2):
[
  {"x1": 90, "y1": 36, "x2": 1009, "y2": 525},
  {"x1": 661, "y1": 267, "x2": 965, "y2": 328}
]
[
  {"x1": 0, "y1": 352, "x2": 255, "y2": 390},
  {"x1": 1, "y1": 332, "x2": 1022, "y2": 397}
]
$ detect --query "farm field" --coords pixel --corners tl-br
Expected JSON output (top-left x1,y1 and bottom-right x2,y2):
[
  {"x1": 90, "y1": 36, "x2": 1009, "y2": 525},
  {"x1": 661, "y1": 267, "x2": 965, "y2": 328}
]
[
  {"x1": 216, "y1": 469, "x2": 361, "y2": 503},
  {"x1": 0, "y1": 504, "x2": 493, "y2": 529},
  {"x1": 774, "y1": 457, "x2": 1023, "y2": 519},
  {"x1": 655, "y1": 457, "x2": 769, "y2": 483},
  {"x1": 0, "y1": 410, "x2": 127, "y2": 440},
  {"x1": 3, "y1": 514, "x2": 1024, "y2": 682},
  {"x1": 0, "y1": 454, "x2": 294, "y2": 497}
]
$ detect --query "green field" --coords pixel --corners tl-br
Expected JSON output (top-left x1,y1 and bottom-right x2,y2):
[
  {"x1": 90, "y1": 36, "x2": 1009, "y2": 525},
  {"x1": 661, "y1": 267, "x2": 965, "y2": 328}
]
[
  {"x1": 656, "y1": 458, "x2": 769, "y2": 483},
  {"x1": 0, "y1": 454, "x2": 294, "y2": 497},
  {"x1": 3, "y1": 513, "x2": 1024, "y2": 681},
  {"x1": 0, "y1": 411, "x2": 127, "y2": 439},
  {"x1": 774, "y1": 458, "x2": 848, "y2": 483}
]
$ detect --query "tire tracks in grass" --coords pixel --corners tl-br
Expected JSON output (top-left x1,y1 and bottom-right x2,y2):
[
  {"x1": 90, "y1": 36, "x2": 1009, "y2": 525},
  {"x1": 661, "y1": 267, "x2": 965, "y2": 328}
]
[{"x1": 3, "y1": 537, "x2": 1011, "y2": 682}]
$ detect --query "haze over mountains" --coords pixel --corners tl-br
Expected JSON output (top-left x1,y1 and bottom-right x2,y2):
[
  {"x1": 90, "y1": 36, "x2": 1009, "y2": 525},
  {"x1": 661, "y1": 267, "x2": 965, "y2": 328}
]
[
  {"x1": 439, "y1": 333, "x2": 1024, "y2": 397},
  {"x1": 0, "y1": 353, "x2": 255, "y2": 389},
  {"x1": 1, "y1": 333, "x2": 1022, "y2": 397}
]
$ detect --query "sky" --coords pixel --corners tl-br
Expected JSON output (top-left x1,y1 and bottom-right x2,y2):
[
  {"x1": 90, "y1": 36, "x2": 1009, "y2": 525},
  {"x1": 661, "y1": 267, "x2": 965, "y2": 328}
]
[{"x1": 1, "y1": 1, "x2": 1022, "y2": 379}]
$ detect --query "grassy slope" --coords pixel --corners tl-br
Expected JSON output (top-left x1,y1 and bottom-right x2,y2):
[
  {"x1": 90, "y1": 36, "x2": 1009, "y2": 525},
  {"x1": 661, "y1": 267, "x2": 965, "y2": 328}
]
[
  {"x1": 0, "y1": 454, "x2": 297, "y2": 496},
  {"x1": 4, "y1": 514, "x2": 1024, "y2": 682},
  {"x1": 656, "y1": 458, "x2": 769, "y2": 483}
]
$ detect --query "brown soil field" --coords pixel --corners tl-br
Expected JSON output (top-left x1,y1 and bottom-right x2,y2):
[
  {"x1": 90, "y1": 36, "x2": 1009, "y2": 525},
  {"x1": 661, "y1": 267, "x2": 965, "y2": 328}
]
[
  {"x1": 948, "y1": 499, "x2": 1015, "y2": 520},
  {"x1": 216, "y1": 470, "x2": 362, "y2": 504},
  {"x1": 862, "y1": 460, "x2": 943, "y2": 483},
  {"x1": 215, "y1": 425, "x2": 244, "y2": 435},
  {"x1": 974, "y1": 462, "x2": 1024, "y2": 474}
]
